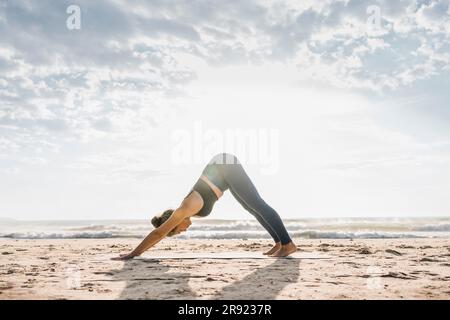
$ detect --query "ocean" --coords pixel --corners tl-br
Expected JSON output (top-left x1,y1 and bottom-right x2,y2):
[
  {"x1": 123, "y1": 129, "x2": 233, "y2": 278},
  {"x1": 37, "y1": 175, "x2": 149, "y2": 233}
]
[{"x1": 1, "y1": 217, "x2": 450, "y2": 240}]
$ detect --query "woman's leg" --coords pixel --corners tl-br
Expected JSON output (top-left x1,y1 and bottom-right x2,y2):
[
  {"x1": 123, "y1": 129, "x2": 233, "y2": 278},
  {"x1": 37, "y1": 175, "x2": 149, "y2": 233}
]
[
  {"x1": 218, "y1": 154, "x2": 293, "y2": 245},
  {"x1": 228, "y1": 188, "x2": 280, "y2": 243}
]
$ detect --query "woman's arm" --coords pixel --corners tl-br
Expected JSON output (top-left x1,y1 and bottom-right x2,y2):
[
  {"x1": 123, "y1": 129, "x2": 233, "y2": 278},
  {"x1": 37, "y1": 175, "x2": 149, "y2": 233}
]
[{"x1": 111, "y1": 206, "x2": 191, "y2": 260}]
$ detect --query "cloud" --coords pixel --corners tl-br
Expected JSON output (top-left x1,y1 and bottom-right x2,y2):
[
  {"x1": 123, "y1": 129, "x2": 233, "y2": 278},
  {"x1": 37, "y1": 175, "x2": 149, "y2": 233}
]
[
  {"x1": 1, "y1": 0, "x2": 450, "y2": 219},
  {"x1": 321, "y1": 154, "x2": 450, "y2": 171},
  {"x1": 1, "y1": 0, "x2": 450, "y2": 175},
  {"x1": 63, "y1": 148, "x2": 168, "y2": 183}
]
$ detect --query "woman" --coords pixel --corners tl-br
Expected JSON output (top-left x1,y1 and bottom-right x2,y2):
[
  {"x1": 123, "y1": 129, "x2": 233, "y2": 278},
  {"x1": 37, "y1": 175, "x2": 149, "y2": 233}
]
[{"x1": 112, "y1": 153, "x2": 297, "y2": 260}]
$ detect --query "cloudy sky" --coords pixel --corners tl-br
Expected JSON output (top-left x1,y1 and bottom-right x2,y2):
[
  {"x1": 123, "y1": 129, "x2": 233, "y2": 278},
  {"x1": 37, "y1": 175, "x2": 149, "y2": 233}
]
[{"x1": 1, "y1": 0, "x2": 450, "y2": 220}]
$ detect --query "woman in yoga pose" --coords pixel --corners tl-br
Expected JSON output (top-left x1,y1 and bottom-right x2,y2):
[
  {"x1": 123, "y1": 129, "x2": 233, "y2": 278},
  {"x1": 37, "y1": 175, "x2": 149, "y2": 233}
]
[{"x1": 112, "y1": 153, "x2": 296, "y2": 260}]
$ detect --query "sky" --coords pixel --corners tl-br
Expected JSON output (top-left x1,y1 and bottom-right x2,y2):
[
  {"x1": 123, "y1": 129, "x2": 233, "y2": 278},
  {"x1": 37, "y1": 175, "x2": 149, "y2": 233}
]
[{"x1": 1, "y1": 0, "x2": 450, "y2": 220}]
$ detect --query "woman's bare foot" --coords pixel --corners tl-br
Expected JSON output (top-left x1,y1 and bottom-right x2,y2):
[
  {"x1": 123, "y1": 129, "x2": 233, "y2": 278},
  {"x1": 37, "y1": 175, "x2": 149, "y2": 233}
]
[
  {"x1": 263, "y1": 242, "x2": 281, "y2": 255},
  {"x1": 269, "y1": 242, "x2": 297, "y2": 257}
]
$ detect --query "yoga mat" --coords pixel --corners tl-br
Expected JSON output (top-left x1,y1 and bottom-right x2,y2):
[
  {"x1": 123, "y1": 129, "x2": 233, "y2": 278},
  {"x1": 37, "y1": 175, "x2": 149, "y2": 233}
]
[{"x1": 135, "y1": 251, "x2": 331, "y2": 260}]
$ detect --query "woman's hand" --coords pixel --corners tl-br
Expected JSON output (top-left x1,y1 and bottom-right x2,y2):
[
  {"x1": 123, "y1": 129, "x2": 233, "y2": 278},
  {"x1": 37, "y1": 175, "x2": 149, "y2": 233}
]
[{"x1": 111, "y1": 252, "x2": 138, "y2": 261}]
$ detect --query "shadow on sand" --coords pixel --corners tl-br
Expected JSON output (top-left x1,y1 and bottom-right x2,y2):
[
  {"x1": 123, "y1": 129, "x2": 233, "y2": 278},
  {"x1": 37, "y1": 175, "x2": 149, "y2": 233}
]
[
  {"x1": 111, "y1": 258, "x2": 196, "y2": 299},
  {"x1": 112, "y1": 257, "x2": 300, "y2": 300}
]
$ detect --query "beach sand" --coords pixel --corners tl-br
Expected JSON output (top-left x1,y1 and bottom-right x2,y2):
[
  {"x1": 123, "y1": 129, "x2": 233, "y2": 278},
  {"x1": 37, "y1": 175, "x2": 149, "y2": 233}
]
[{"x1": 1, "y1": 238, "x2": 449, "y2": 300}]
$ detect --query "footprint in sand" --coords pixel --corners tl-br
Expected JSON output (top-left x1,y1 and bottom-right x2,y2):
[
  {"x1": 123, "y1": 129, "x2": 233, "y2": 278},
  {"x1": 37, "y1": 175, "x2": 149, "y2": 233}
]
[
  {"x1": 385, "y1": 249, "x2": 403, "y2": 256},
  {"x1": 419, "y1": 257, "x2": 441, "y2": 262},
  {"x1": 380, "y1": 272, "x2": 418, "y2": 280},
  {"x1": 358, "y1": 248, "x2": 373, "y2": 254},
  {"x1": 0, "y1": 282, "x2": 14, "y2": 291}
]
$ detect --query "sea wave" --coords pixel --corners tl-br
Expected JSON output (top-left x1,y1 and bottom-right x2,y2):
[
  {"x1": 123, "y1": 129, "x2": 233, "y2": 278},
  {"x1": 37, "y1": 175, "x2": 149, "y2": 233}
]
[
  {"x1": 0, "y1": 230, "x2": 429, "y2": 239},
  {"x1": 413, "y1": 224, "x2": 450, "y2": 232},
  {"x1": 0, "y1": 231, "x2": 139, "y2": 239},
  {"x1": 179, "y1": 231, "x2": 426, "y2": 240},
  {"x1": 1, "y1": 218, "x2": 449, "y2": 239}
]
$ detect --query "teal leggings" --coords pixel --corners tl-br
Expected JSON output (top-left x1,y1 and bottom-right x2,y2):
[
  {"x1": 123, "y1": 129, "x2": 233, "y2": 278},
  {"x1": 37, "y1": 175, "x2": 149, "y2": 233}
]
[{"x1": 203, "y1": 153, "x2": 292, "y2": 245}]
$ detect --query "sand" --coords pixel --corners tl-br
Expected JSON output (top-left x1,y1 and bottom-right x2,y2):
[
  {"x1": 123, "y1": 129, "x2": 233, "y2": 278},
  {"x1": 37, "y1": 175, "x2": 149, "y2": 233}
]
[{"x1": 1, "y1": 238, "x2": 449, "y2": 300}]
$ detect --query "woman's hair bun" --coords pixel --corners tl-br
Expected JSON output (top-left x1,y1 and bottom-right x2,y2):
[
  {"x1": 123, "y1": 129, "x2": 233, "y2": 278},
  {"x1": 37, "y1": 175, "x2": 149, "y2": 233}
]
[
  {"x1": 151, "y1": 216, "x2": 161, "y2": 228},
  {"x1": 151, "y1": 209, "x2": 174, "y2": 229}
]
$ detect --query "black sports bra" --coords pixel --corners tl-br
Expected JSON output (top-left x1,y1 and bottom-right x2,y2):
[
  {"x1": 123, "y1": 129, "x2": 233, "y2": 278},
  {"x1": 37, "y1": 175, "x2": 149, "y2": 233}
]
[{"x1": 184, "y1": 179, "x2": 219, "y2": 217}]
